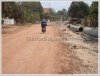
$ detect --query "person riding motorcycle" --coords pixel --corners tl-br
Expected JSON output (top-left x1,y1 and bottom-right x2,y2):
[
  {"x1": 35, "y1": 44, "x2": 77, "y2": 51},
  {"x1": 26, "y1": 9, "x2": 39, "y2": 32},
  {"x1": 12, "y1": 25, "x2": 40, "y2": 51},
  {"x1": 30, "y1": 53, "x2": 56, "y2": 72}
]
[{"x1": 41, "y1": 19, "x2": 47, "y2": 33}]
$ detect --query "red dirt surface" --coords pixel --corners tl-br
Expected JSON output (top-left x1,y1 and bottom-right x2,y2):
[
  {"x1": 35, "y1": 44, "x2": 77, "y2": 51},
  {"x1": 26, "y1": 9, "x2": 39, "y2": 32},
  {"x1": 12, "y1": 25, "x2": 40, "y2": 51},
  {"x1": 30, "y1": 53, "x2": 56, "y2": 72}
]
[{"x1": 2, "y1": 23, "x2": 98, "y2": 74}]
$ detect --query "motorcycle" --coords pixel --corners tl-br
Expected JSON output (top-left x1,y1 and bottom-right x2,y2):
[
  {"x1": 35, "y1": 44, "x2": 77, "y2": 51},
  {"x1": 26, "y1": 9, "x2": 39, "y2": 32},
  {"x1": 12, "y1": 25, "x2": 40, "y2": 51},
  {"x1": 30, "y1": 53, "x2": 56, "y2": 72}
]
[{"x1": 42, "y1": 27, "x2": 46, "y2": 33}]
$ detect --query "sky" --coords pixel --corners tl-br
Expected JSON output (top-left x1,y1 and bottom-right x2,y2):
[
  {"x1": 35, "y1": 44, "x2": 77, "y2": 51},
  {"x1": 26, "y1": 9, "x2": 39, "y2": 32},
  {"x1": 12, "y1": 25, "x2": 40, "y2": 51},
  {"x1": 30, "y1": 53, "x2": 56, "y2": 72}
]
[{"x1": 40, "y1": 1, "x2": 92, "y2": 12}]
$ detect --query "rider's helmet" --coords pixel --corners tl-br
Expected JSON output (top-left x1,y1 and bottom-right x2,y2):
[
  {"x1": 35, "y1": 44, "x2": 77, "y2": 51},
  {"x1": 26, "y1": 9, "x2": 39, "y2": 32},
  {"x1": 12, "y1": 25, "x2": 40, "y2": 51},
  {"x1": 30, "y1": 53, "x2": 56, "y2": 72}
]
[{"x1": 42, "y1": 19, "x2": 46, "y2": 22}]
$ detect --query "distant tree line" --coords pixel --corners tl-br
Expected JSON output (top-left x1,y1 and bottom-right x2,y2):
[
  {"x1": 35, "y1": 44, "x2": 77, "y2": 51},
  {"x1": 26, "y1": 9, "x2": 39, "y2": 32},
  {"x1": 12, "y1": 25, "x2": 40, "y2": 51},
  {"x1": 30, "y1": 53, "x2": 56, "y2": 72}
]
[
  {"x1": 2, "y1": 2, "x2": 68, "y2": 24},
  {"x1": 44, "y1": 8, "x2": 68, "y2": 21},
  {"x1": 2, "y1": 1, "x2": 98, "y2": 27},
  {"x1": 56, "y1": 9, "x2": 68, "y2": 21},
  {"x1": 68, "y1": 1, "x2": 98, "y2": 27},
  {"x1": 2, "y1": 2, "x2": 44, "y2": 24}
]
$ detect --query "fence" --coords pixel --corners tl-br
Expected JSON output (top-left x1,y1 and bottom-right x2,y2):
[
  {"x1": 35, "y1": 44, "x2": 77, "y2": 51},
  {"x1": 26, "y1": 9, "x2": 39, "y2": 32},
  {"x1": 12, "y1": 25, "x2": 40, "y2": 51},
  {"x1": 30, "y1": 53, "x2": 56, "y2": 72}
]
[{"x1": 2, "y1": 18, "x2": 15, "y2": 25}]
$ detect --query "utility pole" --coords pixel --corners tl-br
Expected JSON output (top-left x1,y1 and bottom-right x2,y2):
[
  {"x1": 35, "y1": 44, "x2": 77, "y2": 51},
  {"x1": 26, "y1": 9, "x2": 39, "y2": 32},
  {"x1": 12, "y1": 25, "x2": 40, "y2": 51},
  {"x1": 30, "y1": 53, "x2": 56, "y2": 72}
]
[{"x1": 49, "y1": 0, "x2": 51, "y2": 22}]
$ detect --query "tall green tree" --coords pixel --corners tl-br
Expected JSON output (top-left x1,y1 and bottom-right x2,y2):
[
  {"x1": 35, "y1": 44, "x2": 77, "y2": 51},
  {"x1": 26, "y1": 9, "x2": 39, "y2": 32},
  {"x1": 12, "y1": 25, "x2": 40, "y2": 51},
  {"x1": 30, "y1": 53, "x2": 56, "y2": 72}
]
[
  {"x1": 90, "y1": 2, "x2": 98, "y2": 20},
  {"x1": 2, "y1": 2, "x2": 44, "y2": 24},
  {"x1": 68, "y1": 2, "x2": 90, "y2": 18},
  {"x1": 56, "y1": 9, "x2": 68, "y2": 21},
  {"x1": 89, "y1": 1, "x2": 98, "y2": 27}
]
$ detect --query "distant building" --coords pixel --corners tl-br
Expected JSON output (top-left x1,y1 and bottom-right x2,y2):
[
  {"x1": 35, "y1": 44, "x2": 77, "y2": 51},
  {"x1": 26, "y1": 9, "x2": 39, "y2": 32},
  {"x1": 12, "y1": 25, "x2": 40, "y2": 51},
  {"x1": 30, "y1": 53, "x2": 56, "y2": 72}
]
[
  {"x1": 43, "y1": 8, "x2": 50, "y2": 14},
  {"x1": 43, "y1": 8, "x2": 51, "y2": 21}
]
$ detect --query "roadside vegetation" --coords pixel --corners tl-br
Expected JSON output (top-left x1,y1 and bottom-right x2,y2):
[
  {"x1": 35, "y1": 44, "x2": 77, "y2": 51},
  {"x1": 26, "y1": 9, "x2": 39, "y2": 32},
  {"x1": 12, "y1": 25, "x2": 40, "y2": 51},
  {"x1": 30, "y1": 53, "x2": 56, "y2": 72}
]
[
  {"x1": 2, "y1": 1, "x2": 98, "y2": 27},
  {"x1": 68, "y1": 1, "x2": 98, "y2": 27}
]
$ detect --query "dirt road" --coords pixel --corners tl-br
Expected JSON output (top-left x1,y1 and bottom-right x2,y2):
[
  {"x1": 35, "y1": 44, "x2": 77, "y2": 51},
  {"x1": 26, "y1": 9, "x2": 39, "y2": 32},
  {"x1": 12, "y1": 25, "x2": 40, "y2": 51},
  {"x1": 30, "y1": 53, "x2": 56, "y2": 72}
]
[
  {"x1": 2, "y1": 23, "x2": 66, "y2": 74},
  {"x1": 2, "y1": 22, "x2": 98, "y2": 74}
]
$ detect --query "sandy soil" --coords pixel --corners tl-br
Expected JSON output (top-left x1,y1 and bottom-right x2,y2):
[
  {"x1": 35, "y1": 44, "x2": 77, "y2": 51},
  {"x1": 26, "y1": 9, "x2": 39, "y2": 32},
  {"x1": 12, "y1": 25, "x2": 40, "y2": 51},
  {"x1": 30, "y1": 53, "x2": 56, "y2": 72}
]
[
  {"x1": 60, "y1": 24, "x2": 98, "y2": 74},
  {"x1": 2, "y1": 22, "x2": 98, "y2": 74}
]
